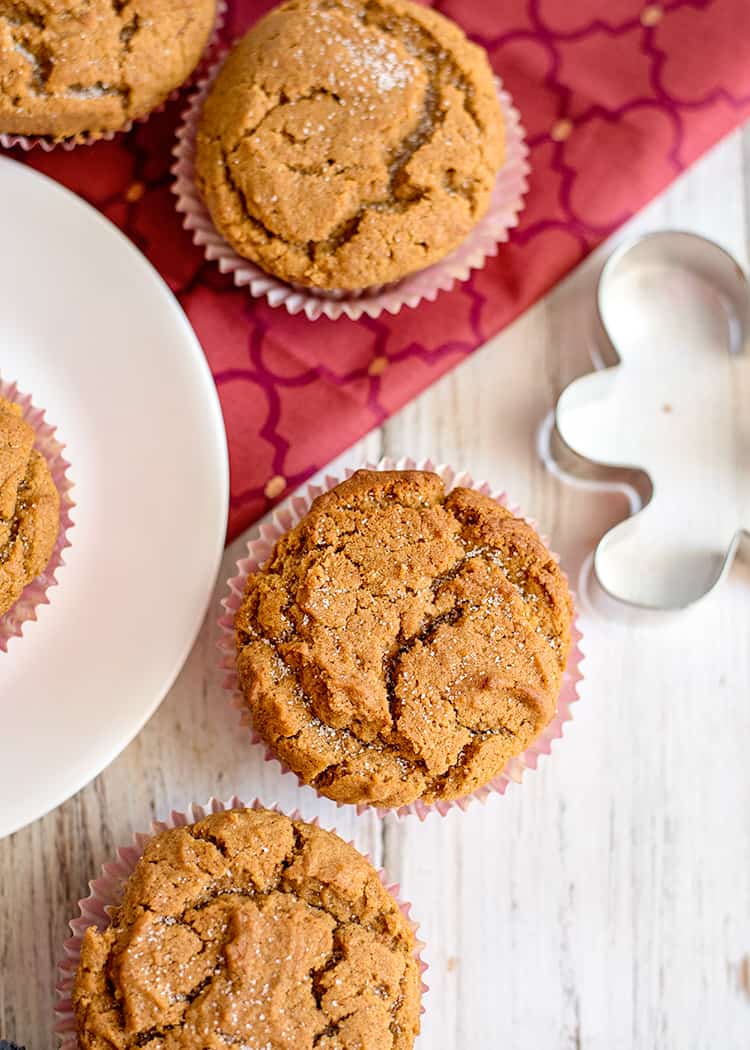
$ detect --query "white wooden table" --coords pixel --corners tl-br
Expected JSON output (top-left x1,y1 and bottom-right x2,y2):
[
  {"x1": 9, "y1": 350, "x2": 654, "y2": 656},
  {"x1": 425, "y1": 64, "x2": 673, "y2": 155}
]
[{"x1": 3, "y1": 124, "x2": 750, "y2": 1050}]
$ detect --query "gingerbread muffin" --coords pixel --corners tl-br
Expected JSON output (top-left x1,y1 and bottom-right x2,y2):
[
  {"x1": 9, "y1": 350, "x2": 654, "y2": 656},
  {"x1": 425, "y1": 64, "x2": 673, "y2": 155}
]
[
  {"x1": 73, "y1": 808, "x2": 422, "y2": 1050},
  {"x1": 0, "y1": 398, "x2": 60, "y2": 617},
  {"x1": 195, "y1": 0, "x2": 505, "y2": 290},
  {"x1": 0, "y1": 0, "x2": 217, "y2": 141},
  {"x1": 235, "y1": 470, "x2": 574, "y2": 809}
]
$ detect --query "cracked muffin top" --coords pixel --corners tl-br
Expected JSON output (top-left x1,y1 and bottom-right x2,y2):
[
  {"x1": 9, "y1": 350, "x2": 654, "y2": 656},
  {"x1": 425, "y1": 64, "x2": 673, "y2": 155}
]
[
  {"x1": 235, "y1": 470, "x2": 574, "y2": 809},
  {"x1": 0, "y1": 0, "x2": 217, "y2": 140},
  {"x1": 73, "y1": 808, "x2": 422, "y2": 1050},
  {"x1": 195, "y1": 0, "x2": 504, "y2": 290},
  {"x1": 0, "y1": 398, "x2": 59, "y2": 617}
]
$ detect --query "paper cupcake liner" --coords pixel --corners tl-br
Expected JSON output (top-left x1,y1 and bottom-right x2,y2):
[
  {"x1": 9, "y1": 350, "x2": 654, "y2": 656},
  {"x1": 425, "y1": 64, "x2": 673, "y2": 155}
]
[
  {"x1": 0, "y1": 378, "x2": 74, "y2": 652},
  {"x1": 54, "y1": 796, "x2": 428, "y2": 1050},
  {"x1": 171, "y1": 52, "x2": 530, "y2": 321},
  {"x1": 0, "y1": 0, "x2": 226, "y2": 153},
  {"x1": 219, "y1": 456, "x2": 584, "y2": 820}
]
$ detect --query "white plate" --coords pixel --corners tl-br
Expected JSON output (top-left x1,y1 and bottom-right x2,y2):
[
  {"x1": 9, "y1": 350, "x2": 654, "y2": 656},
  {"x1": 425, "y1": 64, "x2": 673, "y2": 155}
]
[{"x1": 0, "y1": 157, "x2": 229, "y2": 838}]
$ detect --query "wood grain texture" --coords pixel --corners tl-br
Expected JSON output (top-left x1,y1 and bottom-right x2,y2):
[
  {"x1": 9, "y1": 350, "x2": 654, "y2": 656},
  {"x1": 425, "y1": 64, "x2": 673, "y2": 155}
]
[{"x1": 2, "y1": 124, "x2": 750, "y2": 1050}]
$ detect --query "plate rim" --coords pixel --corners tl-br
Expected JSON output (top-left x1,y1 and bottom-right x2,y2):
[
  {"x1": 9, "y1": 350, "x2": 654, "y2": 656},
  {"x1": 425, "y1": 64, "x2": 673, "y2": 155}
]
[{"x1": 0, "y1": 154, "x2": 230, "y2": 838}]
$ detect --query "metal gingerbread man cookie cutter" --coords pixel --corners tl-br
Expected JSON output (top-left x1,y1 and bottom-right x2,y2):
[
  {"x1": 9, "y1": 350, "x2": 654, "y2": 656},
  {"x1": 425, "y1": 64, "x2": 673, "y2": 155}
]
[{"x1": 547, "y1": 230, "x2": 750, "y2": 614}]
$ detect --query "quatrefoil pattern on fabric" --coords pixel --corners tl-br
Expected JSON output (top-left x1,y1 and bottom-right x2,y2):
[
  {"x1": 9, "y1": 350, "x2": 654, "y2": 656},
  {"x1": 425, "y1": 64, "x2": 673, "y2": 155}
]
[{"x1": 10, "y1": 0, "x2": 750, "y2": 540}]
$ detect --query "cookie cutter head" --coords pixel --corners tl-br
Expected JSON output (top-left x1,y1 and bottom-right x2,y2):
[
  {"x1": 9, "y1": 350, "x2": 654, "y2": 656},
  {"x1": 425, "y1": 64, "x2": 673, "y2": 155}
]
[{"x1": 550, "y1": 230, "x2": 750, "y2": 614}]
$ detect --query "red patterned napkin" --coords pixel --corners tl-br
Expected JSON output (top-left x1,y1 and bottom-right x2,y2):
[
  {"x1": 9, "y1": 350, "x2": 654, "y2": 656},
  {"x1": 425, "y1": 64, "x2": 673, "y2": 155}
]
[{"x1": 14, "y1": 0, "x2": 750, "y2": 541}]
